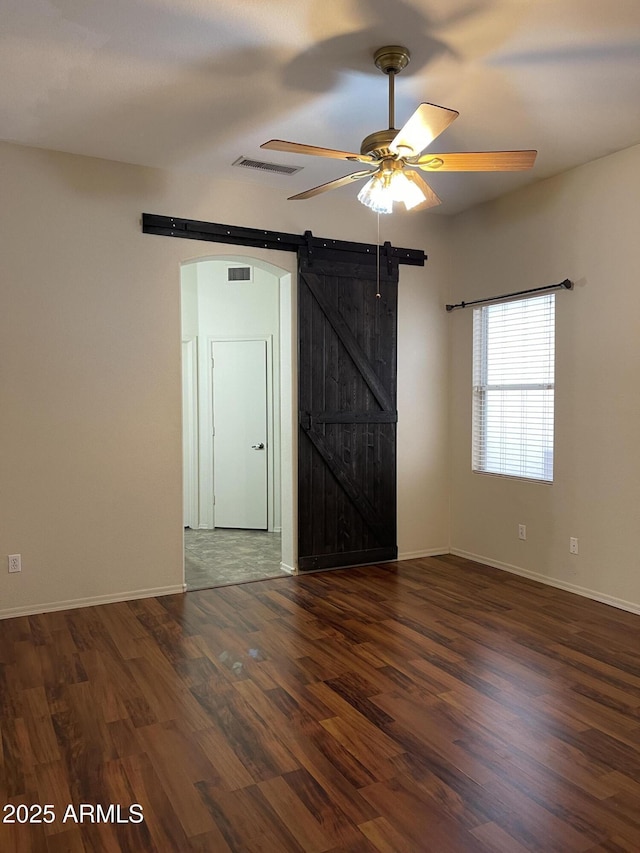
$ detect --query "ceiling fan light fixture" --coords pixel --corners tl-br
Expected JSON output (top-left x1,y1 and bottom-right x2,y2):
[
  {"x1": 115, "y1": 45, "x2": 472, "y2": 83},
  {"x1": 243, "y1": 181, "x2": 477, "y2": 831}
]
[{"x1": 357, "y1": 168, "x2": 426, "y2": 213}]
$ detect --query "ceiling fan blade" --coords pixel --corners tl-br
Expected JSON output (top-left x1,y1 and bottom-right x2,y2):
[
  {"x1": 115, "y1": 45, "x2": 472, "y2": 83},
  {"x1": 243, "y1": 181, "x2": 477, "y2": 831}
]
[
  {"x1": 261, "y1": 139, "x2": 374, "y2": 163},
  {"x1": 415, "y1": 150, "x2": 537, "y2": 171},
  {"x1": 405, "y1": 170, "x2": 442, "y2": 209},
  {"x1": 389, "y1": 103, "x2": 459, "y2": 158},
  {"x1": 288, "y1": 170, "x2": 375, "y2": 200}
]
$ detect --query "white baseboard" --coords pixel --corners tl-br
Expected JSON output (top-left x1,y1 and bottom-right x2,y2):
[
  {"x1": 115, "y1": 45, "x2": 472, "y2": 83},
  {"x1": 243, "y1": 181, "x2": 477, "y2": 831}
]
[
  {"x1": 398, "y1": 548, "x2": 450, "y2": 561},
  {"x1": 0, "y1": 584, "x2": 186, "y2": 622},
  {"x1": 449, "y1": 548, "x2": 640, "y2": 616},
  {"x1": 280, "y1": 562, "x2": 296, "y2": 575}
]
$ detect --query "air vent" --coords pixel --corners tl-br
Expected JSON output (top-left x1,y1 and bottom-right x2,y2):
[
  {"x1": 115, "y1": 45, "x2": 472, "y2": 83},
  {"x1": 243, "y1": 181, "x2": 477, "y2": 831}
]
[
  {"x1": 232, "y1": 156, "x2": 301, "y2": 176},
  {"x1": 227, "y1": 266, "x2": 252, "y2": 282}
]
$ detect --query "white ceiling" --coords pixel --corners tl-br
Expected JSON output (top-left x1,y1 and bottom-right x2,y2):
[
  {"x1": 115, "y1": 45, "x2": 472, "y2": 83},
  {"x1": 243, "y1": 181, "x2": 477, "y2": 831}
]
[{"x1": 1, "y1": 0, "x2": 639, "y2": 214}]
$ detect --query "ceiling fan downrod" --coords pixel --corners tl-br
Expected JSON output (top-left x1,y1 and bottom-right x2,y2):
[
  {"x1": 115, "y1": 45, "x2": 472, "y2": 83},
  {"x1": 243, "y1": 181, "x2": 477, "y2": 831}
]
[
  {"x1": 358, "y1": 46, "x2": 412, "y2": 158},
  {"x1": 373, "y1": 46, "x2": 411, "y2": 131}
]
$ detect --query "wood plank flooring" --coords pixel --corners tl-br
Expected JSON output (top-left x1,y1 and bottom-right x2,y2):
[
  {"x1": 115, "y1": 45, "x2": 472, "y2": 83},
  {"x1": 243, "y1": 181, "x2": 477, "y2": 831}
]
[{"x1": 1, "y1": 554, "x2": 640, "y2": 852}]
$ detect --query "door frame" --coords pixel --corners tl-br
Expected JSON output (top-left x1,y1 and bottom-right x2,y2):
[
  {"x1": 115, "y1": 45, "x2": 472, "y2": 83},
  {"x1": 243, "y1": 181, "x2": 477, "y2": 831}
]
[
  {"x1": 202, "y1": 335, "x2": 276, "y2": 532},
  {"x1": 180, "y1": 251, "x2": 296, "y2": 576},
  {"x1": 182, "y1": 336, "x2": 199, "y2": 529}
]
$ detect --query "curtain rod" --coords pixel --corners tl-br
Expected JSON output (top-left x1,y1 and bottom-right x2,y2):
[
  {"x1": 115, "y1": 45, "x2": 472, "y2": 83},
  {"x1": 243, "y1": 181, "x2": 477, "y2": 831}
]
[{"x1": 446, "y1": 279, "x2": 573, "y2": 312}]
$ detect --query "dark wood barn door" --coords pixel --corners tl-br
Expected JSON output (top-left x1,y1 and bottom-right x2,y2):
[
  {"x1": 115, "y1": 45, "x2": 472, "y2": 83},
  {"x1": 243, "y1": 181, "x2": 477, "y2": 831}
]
[{"x1": 297, "y1": 249, "x2": 398, "y2": 571}]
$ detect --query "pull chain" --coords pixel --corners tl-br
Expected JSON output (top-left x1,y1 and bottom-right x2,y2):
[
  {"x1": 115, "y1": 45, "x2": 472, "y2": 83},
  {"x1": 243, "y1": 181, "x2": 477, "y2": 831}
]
[{"x1": 376, "y1": 212, "x2": 381, "y2": 298}]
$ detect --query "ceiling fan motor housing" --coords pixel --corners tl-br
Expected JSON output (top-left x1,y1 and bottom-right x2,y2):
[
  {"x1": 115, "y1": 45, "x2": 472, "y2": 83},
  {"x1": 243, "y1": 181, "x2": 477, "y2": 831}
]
[{"x1": 360, "y1": 129, "x2": 397, "y2": 159}]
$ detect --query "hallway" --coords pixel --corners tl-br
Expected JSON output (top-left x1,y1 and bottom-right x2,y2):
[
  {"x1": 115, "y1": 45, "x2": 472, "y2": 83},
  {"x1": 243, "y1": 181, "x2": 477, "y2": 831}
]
[{"x1": 184, "y1": 528, "x2": 286, "y2": 590}]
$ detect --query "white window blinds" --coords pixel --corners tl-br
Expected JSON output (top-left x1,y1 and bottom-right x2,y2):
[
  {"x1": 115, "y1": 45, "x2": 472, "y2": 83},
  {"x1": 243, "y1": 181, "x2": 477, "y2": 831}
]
[{"x1": 472, "y1": 293, "x2": 555, "y2": 482}]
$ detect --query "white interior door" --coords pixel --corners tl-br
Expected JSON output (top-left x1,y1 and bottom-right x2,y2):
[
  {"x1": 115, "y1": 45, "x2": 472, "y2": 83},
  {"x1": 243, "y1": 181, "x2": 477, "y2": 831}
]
[{"x1": 212, "y1": 339, "x2": 268, "y2": 529}]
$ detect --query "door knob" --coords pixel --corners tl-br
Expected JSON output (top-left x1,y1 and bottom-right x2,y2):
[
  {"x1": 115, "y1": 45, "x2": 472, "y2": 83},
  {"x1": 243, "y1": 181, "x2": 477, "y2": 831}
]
[{"x1": 251, "y1": 442, "x2": 265, "y2": 450}]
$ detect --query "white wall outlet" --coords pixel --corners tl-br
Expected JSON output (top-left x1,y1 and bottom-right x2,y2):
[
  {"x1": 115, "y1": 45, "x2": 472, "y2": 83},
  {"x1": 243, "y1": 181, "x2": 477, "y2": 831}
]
[
  {"x1": 8, "y1": 554, "x2": 21, "y2": 573},
  {"x1": 518, "y1": 524, "x2": 527, "y2": 540},
  {"x1": 569, "y1": 537, "x2": 579, "y2": 555}
]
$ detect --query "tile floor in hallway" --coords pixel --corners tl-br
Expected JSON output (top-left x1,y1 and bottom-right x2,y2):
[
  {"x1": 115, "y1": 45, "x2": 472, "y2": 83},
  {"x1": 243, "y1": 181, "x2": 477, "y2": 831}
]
[{"x1": 184, "y1": 527, "x2": 287, "y2": 590}]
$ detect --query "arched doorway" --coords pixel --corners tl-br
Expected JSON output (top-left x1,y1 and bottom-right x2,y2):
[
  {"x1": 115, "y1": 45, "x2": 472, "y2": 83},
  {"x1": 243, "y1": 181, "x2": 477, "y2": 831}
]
[{"x1": 180, "y1": 254, "x2": 295, "y2": 589}]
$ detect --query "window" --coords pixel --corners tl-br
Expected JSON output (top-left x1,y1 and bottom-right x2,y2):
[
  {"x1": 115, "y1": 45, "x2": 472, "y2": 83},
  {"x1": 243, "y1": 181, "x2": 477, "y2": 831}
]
[{"x1": 472, "y1": 293, "x2": 555, "y2": 482}]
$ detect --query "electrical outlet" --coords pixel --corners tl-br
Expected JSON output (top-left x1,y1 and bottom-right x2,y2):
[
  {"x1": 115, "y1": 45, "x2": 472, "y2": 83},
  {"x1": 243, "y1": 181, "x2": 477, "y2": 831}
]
[
  {"x1": 569, "y1": 537, "x2": 579, "y2": 555},
  {"x1": 518, "y1": 524, "x2": 527, "y2": 540},
  {"x1": 8, "y1": 554, "x2": 21, "y2": 573}
]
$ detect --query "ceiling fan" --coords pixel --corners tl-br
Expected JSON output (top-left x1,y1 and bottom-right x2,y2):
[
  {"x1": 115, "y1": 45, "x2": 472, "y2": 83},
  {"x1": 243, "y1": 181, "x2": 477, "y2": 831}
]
[{"x1": 261, "y1": 46, "x2": 536, "y2": 213}]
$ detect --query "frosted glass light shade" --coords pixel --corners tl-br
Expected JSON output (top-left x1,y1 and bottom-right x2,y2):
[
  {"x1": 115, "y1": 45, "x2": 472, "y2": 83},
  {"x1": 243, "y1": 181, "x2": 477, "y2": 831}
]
[
  {"x1": 357, "y1": 169, "x2": 427, "y2": 213},
  {"x1": 357, "y1": 173, "x2": 393, "y2": 214}
]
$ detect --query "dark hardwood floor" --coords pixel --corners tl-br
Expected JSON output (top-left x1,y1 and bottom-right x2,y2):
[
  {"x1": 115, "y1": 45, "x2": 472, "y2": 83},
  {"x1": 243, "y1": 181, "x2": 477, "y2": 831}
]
[{"x1": 1, "y1": 554, "x2": 640, "y2": 852}]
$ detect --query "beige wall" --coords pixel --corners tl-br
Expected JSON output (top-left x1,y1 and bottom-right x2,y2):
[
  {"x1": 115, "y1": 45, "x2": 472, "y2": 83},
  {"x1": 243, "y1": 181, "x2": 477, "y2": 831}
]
[
  {"x1": 0, "y1": 140, "x2": 451, "y2": 618},
  {"x1": 449, "y1": 143, "x2": 640, "y2": 612},
  {"x1": 3, "y1": 135, "x2": 638, "y2": 619},
  {"x1": 397, "y1": 225, "x2": 452, "y2": 557}
]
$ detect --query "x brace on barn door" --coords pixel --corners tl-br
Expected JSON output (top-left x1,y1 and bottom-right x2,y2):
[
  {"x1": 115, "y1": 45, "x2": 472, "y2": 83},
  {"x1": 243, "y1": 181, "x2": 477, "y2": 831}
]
[
  {"x1": 296, "y1": 252, "x2": 400, "y2": 571},
  {"x1": 298, "y1": 267, "x2": 397, "y2": 557}
]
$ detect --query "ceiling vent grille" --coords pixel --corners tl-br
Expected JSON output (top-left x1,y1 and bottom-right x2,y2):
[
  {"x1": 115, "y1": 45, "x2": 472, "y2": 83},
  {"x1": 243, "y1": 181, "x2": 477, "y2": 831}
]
[
  {"x1": 227, "y1": 266, "x2": 252, "y2": 282},
  {"x1": 232, "y1": 156, "x2": 301, "y2": 176}
]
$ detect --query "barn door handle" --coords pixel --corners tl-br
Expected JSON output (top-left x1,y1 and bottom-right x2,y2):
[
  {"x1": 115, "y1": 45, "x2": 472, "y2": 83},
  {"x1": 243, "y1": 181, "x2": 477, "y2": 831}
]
[{"x1": 251, "y1": 443, "x2": 265, "y2": 450}]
